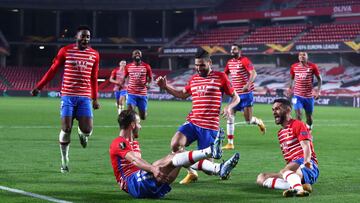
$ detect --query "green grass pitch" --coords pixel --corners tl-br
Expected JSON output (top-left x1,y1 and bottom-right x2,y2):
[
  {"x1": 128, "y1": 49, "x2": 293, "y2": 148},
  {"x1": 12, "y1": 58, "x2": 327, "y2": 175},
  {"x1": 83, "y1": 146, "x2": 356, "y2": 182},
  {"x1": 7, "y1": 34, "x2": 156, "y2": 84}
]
[{"x1": 0, "y1": 97, "x2": 359, "y2": 203}]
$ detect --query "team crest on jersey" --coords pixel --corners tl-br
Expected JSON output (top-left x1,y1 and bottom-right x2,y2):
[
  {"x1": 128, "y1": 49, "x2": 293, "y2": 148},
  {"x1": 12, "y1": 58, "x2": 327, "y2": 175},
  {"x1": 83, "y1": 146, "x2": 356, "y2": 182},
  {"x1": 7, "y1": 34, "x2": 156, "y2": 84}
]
[{"x1": 119, "y1": 142, "x2": 126, "y2": 149}]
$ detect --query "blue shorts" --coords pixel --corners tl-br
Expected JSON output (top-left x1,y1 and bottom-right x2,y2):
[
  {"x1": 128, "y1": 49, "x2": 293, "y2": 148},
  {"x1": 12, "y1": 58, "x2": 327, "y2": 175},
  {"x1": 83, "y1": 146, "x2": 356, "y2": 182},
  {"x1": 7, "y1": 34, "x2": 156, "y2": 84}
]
[
  {"x1": 230, "y1": 92, "x2": 254, "y2": 112},
  {"x1": 127, "y1": 94, "x2": 148, "y2": 112},
  {"x1": 115, "y1": 90, "x2": 127, "y2": 100},
  {"x1": 127, "y1": 170, "x2": 171, "y2": 199},
  {"x1": 293, "y1": 158, "x2": 319, "y2": 185},
  {"x1": 60, "y1": 96, "x2": 93, "y2": 118},
  {"x1": 178, "y1": 121, "x2": 218, "y2": 150},
  {"x1": 292, "y1": 95, "x2": 314, "y2": 114}
]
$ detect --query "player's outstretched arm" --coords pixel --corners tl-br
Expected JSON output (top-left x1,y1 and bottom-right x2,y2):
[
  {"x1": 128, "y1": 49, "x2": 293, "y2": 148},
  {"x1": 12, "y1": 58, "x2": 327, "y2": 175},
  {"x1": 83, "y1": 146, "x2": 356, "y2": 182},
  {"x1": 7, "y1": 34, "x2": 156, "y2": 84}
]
[
  {"x1": 125, "y1": 151, "x2": 169, "y2": 183},
  {"x1": 156, "y1": 76, "x2": 190, "y2": 99},
  {"x1": 32, "y1": 47, "x2": 65, "y2": 94}
]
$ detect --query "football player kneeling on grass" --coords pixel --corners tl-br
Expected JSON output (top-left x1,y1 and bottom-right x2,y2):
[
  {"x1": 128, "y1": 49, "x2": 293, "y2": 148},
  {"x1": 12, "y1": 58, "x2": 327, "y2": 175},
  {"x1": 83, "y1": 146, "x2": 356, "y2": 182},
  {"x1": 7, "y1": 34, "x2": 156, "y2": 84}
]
[
  {"x1": 256, "y1": 99, "x2": 319, "y2": 198},
  {"x1": 109, "y1": 110, "x2": 238, "y2": 198}
]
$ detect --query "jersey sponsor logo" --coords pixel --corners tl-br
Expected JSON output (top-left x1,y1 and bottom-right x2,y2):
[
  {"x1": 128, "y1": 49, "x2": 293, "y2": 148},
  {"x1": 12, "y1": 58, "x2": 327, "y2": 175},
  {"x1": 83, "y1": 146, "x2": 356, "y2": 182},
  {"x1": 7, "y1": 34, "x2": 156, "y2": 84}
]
[
  {"x1": 70, "y1": 60, "x2": 89, "y2": 71},
  {"x1": 300, "y1": 131, "x2": 309, "y2": 136},
  {"x1": 196, "y1": 85, "x2": 209, "y2": 97},
  {"x1": 295, "y1": 72, "x2": 308, "y2": 80}
]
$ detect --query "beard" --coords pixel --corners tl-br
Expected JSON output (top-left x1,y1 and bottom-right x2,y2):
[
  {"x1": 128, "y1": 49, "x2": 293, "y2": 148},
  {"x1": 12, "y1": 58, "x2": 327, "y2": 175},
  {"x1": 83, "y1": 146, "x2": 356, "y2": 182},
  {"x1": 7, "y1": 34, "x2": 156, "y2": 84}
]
[
  {"x1": 197, "y1": 69, "x2": 209, "y2": 77},
  {"x1": 134, "y1": 56, "x2": 141, "y2": 63},
  {"x1": 77, "y1": 40, "x2": 89, "y2": 49},
  {"x1": 231, "y1": 52, "x2": 239, "y2": 58},
  {"x1": 274, "y1": 114, "x2": 286, "y2": 125}
]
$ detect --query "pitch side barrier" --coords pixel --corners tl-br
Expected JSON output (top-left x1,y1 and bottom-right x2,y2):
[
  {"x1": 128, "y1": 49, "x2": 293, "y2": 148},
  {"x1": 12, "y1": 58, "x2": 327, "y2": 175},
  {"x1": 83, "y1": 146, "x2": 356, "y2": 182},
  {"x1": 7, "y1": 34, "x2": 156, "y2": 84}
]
[{"x1": 1, "y1": 90, "x2": 359, "y2": 108}]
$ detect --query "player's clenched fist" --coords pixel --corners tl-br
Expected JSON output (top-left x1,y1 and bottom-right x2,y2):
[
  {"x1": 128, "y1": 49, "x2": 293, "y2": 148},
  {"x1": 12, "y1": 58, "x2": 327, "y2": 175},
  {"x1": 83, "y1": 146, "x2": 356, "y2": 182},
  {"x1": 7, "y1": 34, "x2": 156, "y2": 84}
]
[{"x1": 156, "y1": 76, "x2": 167, "y2": 89}]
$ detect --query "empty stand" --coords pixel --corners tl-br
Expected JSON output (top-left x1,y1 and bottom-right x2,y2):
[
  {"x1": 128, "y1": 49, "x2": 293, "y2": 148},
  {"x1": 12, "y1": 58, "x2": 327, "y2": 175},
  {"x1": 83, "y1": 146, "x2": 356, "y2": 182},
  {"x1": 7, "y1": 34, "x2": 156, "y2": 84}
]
[
  {"x1": 296, "y1": 0, "x2": 360, "y2": 9},
  {"x1": 242, "y1": 24, "x2": 306, "y2": 44},
  {"x1": 176, "y1": 27, "x2": 249, "y2": 46},
  {"x1": 216, "y1": 0, "x2": 265, "y2": 12},
  {"x1": 0, "y1": 66, "x2": 61, "y2": 91},
  {"x1": 298, "y1": 23, "x2": 360, "y2": 43}
]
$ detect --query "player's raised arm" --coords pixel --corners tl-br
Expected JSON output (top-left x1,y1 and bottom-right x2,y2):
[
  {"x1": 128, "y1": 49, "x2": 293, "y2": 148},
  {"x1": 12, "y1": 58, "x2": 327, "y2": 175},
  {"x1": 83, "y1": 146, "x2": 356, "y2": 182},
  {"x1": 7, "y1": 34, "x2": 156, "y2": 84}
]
[
  {"x1": 31, "y1": 47, "x2": 65, "y2": 96},
  {"x1": 156, "y1": 76, "x2": 190, "y2": 99}
]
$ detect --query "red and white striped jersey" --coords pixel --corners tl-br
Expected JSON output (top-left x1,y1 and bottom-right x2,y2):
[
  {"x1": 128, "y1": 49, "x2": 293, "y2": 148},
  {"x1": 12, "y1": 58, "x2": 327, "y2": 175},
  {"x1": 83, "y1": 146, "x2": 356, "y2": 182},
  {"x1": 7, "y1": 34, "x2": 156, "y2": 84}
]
[
  {"x1": 290, "y1": 62, "x2": 320, "y2": 98},
  {"x1": 277, "y1": 119, "x2": 318, "y2": 164},
  {"x1": 109, "y1": 136, "x2": 141, "y2": 193},
  {"x1": 185, "y1": 71, "x2": 235, "y2": 131},
  {"x1": 36, "y1": 44, "x2": 99, "y2": 99},
  {"x1": 224, "y1": 56, "x2": 255, "y2": 94},
  {"x1": 124, "y1": 62, "x2": 152, "y2": 96},
  {"x1": 111, "y1": 67, "x2": 127, "y2": 91}
]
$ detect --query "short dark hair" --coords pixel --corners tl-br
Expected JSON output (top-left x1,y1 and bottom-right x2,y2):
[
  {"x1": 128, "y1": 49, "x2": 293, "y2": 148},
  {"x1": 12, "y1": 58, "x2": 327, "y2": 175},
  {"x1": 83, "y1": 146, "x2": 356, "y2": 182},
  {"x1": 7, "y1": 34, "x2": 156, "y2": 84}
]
[
  {"x1": 232, "y1": 43, "x2": 242, "y2": 49},
  {"x1": 77, "y1": 25, "x2": 91, "y2": 32},
  {"x1": 118, "y1": 110, "x2": 137, "y2": 129},
  {"x1": 195, "y1": 49, "x2": 211, "y2": 60},
  {"x1": 273, "y1": 98, "x2": 292, "y2": 109}
]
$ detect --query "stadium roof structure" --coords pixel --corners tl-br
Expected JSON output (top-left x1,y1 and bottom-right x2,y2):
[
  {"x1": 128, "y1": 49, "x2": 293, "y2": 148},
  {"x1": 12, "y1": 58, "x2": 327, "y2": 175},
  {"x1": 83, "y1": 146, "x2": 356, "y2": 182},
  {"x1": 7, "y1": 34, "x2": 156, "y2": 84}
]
[{"x1": 0, "y1": 0, "x2": 221, "y2": 10}]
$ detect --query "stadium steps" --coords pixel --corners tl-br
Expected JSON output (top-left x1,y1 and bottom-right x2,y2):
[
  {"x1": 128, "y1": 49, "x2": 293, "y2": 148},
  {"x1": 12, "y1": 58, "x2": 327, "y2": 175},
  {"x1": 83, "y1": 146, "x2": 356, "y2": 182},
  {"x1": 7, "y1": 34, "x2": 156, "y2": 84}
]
[
  {"x1": 166, "y1": 29, "x2": 190, "y2": 47},
  {"x1": 291, "y1": 28, "x2": 309, "y2": 43},
  {"x1": 289, "y1": 0, "x2": 303, "y2": 8},
  {"x1": 259, "y1": 0, "x2": 273, "y2": 11},
  {"x1": 355, "y1": 33, "x2": 360, "y2": 42},
  {"x1": 0, "y1": 72, "x2": 13, "y2": 88},
  {"x1": 235, "y1": 31, "x2": 251, "y2": 44}
]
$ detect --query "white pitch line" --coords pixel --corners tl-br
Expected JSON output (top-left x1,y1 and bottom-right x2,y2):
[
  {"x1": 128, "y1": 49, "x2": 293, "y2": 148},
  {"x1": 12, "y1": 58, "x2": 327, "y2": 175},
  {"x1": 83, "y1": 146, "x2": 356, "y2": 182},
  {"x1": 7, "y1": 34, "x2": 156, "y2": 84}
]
[
  {"x1": 0, "y1": 121, "x2": 358, "y2": 129},
  {"x1": 0, "y1": 185, "x2": 72, "y2": 203}
]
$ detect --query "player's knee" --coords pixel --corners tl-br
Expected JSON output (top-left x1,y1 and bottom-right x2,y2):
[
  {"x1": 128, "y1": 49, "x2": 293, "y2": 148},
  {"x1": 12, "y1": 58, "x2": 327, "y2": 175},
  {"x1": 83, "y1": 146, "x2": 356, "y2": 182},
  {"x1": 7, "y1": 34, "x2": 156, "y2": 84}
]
[
  {"x1": 171, "y1": 142, "x2": 184, "y2": 153},
  {"x1": 256, "y1": 173, "x2": 266, "y2": 186},
  {"x1": 62, "y1": 127, "x2": 72, "y2": 134},
  {"x1": 78, "y1": 126, "x2": 92, "y2": 135}
]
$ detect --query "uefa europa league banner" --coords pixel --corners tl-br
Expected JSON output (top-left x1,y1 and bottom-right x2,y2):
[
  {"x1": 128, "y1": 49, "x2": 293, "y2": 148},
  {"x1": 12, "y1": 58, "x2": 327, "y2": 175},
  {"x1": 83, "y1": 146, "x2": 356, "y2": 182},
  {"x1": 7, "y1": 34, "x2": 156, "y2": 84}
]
[{"x1": 160, "y1": 41, "x2": 360, "y2": 56}]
